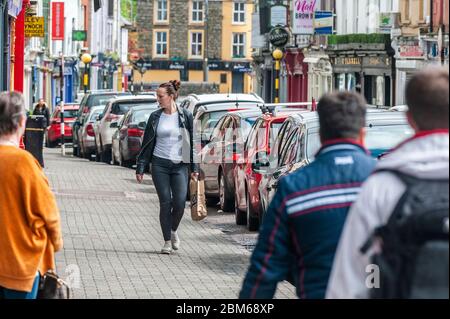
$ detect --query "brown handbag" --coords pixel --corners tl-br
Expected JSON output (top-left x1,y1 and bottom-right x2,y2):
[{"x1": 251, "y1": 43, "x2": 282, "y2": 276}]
[
  {"x1": 37, "y1": 270, "x2": 71, "y2": 299},
  {"x1": 190, "y1": 177, "x2": 207, "y2": 221}
]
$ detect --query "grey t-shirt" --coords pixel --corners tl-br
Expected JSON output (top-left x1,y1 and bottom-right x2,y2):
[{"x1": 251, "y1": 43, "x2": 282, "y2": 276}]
[{"x1": 153, "y1": 112, "x2": 183, "y2": 161}]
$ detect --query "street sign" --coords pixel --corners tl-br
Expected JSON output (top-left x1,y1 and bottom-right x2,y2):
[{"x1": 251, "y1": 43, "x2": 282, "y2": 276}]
[
  {"x1": 25, "y1": 16, "x2": 45, "y2": 38},
  {"x1": 270, "y1": 5, "x2": 287, "y2": 27},
  {"x1": 269, "y1": 26, "x2": 290, "y2": 48},
  {"x1": 314, "y1": 11, "x2": 333, "y2": 35},
  {"x1": 72, "y1": 30, "x2": 87, "y2": 41}
]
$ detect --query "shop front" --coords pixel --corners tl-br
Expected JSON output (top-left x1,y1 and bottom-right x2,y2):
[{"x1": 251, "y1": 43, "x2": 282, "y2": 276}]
[
  {"x1": 331, "y1": 53, "x2": 394, "y2": 107},
  {"x1": 285, "y1": 49, "x2": 308, "y2": 102},
  {"x1": 133, "y1": 60, "x2": 252, "y2": 94},
  {"x1": 303, "y1": 53, "x2": 332, "y2": 102}
]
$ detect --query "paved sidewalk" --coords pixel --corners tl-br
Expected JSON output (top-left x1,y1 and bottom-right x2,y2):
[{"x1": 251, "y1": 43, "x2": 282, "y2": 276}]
[{"x1": 43, "y1": 148, "x2": 296, "y2": 299}]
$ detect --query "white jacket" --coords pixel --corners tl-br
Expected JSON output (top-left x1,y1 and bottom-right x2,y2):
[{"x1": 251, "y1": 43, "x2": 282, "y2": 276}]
[{"x1": 326, "y1": 130, "x2": 449, "y2": 299}]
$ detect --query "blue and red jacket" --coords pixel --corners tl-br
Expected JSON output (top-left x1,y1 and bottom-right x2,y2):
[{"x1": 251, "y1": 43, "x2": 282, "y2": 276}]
[{"x1": 239, "y1": 140, "x2": 376, "y2": 299}]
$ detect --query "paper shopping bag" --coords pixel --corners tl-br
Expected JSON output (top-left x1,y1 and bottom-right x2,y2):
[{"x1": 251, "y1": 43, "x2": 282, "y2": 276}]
[{"x1": 190, "y1": 177, "x2": 207, "y2": 221}]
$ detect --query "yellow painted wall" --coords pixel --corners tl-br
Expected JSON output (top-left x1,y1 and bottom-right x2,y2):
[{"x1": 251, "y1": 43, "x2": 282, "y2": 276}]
[
  {"x1": 188, "y1": 70, "x2": 232, "y2": 93},
  {"x1": 221, "y1": 1, "x2": 253, "y2": 61},
  {"x1": 135, "y1": 70, "x2": 181, "y2": 83}
]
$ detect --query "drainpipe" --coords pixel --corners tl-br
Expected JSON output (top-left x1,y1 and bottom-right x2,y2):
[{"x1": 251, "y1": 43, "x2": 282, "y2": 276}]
[{"x1": 430, "y1": 0, "x2": 434, "y2": 33}]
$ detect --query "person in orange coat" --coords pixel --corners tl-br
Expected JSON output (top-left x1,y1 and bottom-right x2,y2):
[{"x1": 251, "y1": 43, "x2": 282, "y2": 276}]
[{"x1": 0, "y1": 91, "x2": 63, "y2": 299}]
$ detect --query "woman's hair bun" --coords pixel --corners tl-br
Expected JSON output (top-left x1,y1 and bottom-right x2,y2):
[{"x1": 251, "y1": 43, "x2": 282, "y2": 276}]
[{"x1": 170, "y1": 80, "x2": 181, "y2": 92}]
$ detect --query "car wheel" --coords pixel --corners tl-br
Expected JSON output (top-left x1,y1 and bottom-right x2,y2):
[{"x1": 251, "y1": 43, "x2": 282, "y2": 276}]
[
  {"x1": 219, "y1": 171, "x2": 234, "y2": 212},
  {"x1": 246, "y1": 191, "x2": 260, "y2": 232}
]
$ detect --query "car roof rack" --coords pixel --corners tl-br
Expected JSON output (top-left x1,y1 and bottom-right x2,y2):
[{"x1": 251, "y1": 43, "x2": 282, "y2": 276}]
[{"x1": 259, "y1": 102, "x2": 312, "y2": 115}]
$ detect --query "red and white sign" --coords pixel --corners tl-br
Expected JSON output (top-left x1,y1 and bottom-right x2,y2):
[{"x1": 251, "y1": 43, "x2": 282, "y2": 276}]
[
  {"x1": 399, "y1": 45, "x2": 425, "y2": 58},
  {"x1": 52, "y1": 2, "x2": 64, "y2": 40}
]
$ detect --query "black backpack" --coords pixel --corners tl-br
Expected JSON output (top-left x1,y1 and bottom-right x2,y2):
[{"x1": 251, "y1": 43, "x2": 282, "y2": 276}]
[{"x1": 361, "y1": 170, "x2": 449, "y2": 299}]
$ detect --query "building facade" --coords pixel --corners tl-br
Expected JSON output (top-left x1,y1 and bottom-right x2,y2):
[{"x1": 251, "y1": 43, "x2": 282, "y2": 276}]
[
  {"x1": 392, "y1": 0, "x2": 449, "y2": 105},
  {"x1": 133, "y1": 0, "x2": 254, "y2": 94}
]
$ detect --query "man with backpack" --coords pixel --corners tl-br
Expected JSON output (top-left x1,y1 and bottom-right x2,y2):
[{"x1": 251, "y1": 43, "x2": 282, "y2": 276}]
[{"x1": 326, "y1": 67, "x2": 449, "y2": 299}]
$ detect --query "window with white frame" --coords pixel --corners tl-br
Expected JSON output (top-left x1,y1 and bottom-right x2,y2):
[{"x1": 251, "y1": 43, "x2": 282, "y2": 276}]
[
  {"x1": 232, "y1": 33, "x2": 245, "y2": 58},
  {"x1": 233, "y1": 1, "x2": 246, "y2": 23},
  {"x1": 192, "y1": 0, "x2": 204, "y2": 23},
  {"x1": 190, "y1": 32, "x2": 203, "y2": 57},
  {"x1": 155, "y1": 31, "x2": 168, "y2": 56},
  {"x1": 156, "y1": 0, "x2": 168, "y2": 22}
]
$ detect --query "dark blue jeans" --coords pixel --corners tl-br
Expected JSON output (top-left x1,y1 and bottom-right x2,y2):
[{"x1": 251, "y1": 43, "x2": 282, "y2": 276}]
[
  {"x1": 0, "y1": 272, "x2": 40, "y2": 299},
  {"x1": 151, "y1": 156, "x2": 189, "y2": 241}
]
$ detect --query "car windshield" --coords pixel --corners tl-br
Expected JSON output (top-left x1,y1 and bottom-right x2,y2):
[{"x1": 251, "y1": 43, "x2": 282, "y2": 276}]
[
  {"x1": 112, "y1": 102, "x2": 157, "y2": 115},
  {"x1": 132, "y1": 108, "x2": 156, "y2": 124},
  {"x1": 62, "y1": 109, "x2": 79, "y2": 118},
  {"x1": 88, "y1": 94, "x2": 119, "y2": 107},
  {"x1": 306, "y1": 124, "x2": 414, "y2": 161}
]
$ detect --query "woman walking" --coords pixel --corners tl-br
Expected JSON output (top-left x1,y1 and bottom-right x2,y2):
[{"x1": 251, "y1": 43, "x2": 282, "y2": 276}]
[
  {"x1": 0, "y1": 92, "x2": 63, "y2": 299},
  {"x1": 136, "y1": 81, "x2": 199, "y2": 254}
]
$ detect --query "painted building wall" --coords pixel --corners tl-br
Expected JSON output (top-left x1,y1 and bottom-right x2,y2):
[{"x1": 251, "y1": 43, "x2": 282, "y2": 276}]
[{"x1": 337, "y1": 0, "x2": 399, "y2": 35}]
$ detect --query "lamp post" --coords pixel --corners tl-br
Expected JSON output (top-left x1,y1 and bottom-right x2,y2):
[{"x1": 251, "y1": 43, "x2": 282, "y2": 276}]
[
  {"x1": 81, "y1": 53, "x2": 92, "y2": 94},
  {"x1": 140, "y1": 67, "x2": 147, "y2": 92},
  {"x1": 272, "y1": 48, "x2": 283, "y2": 103}
]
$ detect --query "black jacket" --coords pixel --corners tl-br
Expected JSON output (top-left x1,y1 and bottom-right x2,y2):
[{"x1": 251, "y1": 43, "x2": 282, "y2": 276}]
[
  {"x1": 33, "y1": 105, "x2": 50, "y2": 128},
  {"x1": 136, "y1": 106, "x2": 199, "y2": 175}
]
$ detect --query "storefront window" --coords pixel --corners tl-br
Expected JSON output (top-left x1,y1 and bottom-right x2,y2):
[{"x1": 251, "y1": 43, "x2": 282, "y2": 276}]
[
  {"x1": 337, "y1": 73, "x2": 345, "y2": 91},
  {"x1": 376, "y1": 76, "x2": 385, "y2": 106},
  {"x1": 346, "y1": 73, "x2": 356, "y2": 91}
]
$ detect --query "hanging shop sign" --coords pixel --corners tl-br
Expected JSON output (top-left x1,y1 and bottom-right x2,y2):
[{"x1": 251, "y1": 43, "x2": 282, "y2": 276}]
[
  {"x1": 314, "y1": 11, "x2": 333, "y2": 35},
  {"x1": 269, "y1": 26, "x2": 290, "y2": 48},
  {"x1": 25, "y1": 16, "x2": 45, "y2": 38},
  {"x1": 336, "y1": 57, "x2": 362, "y2": 65},
  {"x1": 271, "y1": 5, "x2": 288, "y2": 27},
  {"x1": 52, "y1": 2, "x2": 65, "y2": 40},
  {"x1": 72, "y1": 30, "x2": 87, "y2": 41},
  {"x1": 292, "y1": 0, "x2": 319, "y2": 35}
]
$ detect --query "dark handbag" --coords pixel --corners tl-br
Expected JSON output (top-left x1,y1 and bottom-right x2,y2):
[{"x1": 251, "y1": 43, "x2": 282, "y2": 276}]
[{"x1": 37, "y1": 270, "x2": 71, "y2": 299}]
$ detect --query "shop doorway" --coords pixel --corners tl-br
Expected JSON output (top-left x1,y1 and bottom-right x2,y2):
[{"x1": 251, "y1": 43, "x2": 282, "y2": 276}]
[{"x1": 232, "y1": 72, "x2": 244, "y2": 93}]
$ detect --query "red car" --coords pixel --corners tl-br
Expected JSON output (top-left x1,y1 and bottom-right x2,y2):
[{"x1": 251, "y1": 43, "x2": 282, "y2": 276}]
[
  {"x1": 46, "y1": 103, "x2": 80, "y2": 147},
  {"x1": 234, "y1": 108, "x2": 310, "y2": 230}
]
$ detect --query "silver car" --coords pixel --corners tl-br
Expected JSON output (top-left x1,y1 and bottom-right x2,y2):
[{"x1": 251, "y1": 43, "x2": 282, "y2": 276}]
[{"x1": 78, "y1": 105, "x2": 104, "y2": 159}]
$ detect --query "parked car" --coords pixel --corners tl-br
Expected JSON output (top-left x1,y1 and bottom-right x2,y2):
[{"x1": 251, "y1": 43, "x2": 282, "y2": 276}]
[
  {"x1": 45, "y1": 103, "x2": 80, "y2": 148},
  {"x1": 180, "y1": 93, "x2": 264, "y2": 116},
  {"x1": 258, "y1": 111, "x2": 415, "y2": 222},
  {"x1": 112, "y1": 104, "x2": 159, "y2": 167},
  {"x1": 96, "y1": 95, "x2": 157, "y2": 163},
  {"x1": 199, "y1": 108, "x2": 262, "y2": 211},
  {"x1": 72, "y1": 91, "x2": 131, "y2": 157},
  {"x1": 233, "y1": 108, "x2": 311, "y2": 230},
  {"x1": 193, "y1": 102, "x2": 262, "y2": 152},
  {"x1": 78, "y1": 105, "x2": 104, "y2": 159}
]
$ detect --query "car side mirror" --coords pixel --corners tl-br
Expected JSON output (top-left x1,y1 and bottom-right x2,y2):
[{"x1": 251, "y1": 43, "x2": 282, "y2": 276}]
[
  {"x1": 110, "y1": 121, "x2": 119, "y2": 129},
  {"x1": 97, "y1": 114, "x2": 103, "y2": 121}
]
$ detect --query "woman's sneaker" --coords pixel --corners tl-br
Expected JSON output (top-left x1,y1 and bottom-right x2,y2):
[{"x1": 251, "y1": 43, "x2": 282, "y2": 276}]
[
  {"x1": 171, "y1": 231, "x2": 180, "y2": 250},
  {"x1": 161, "y1": 241, "x2": 172, "y2": 254}
]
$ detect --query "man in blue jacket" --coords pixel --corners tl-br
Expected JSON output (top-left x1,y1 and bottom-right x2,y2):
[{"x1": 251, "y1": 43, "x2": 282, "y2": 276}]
[{"x1": 240, "y1": 92, "x2": 376, "y2": 299}]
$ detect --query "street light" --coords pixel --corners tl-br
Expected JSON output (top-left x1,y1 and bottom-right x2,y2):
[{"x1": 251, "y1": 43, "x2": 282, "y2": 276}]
[
  {"x1": 81, "y1": 53, "x2": 92, "y2": 94},
  {"x1": 272, "y1": 48, "x2": 283, "y2": 103}
]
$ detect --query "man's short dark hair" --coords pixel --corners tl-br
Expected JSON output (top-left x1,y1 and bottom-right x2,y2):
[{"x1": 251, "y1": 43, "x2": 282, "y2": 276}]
[
  {"x1": 317, "y1": 92, "x2": 367, "y2": 141},
  {"x1": 406, "y1": 67, "x2": 449, "y2": 130}
]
